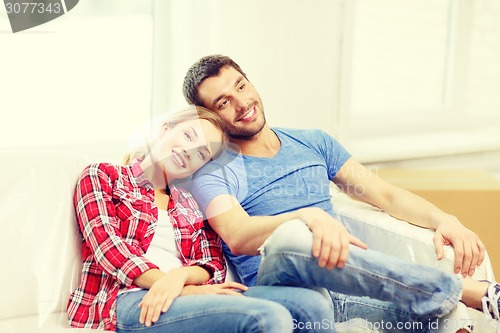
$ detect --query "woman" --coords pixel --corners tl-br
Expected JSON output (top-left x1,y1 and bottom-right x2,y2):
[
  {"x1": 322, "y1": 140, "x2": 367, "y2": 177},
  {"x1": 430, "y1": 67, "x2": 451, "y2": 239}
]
[{"x1": 67, "y1": 106, "x2": 334, "y2": 333}]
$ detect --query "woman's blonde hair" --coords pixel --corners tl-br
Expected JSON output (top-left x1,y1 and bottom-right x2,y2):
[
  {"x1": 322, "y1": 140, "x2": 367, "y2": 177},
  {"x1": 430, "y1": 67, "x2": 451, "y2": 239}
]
[{"x1": 123, "y1": 105, "x2": 227, "y2": 165}]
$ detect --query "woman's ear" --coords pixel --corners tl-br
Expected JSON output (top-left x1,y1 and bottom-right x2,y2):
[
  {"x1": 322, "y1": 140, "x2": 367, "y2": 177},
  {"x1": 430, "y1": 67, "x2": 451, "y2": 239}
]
[{"x1": 159, "y1": 122, "x2": 170, "y2": 136}]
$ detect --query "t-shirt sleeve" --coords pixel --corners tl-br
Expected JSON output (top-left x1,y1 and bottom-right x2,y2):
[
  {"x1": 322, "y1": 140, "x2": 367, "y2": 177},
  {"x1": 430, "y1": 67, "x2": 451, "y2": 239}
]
[
  {"x1": 189, "y1": 155, "x2": 244, "y2": 213},
  {"x1": 312, "y1": 129, "x2": 351, "y2": 180}
]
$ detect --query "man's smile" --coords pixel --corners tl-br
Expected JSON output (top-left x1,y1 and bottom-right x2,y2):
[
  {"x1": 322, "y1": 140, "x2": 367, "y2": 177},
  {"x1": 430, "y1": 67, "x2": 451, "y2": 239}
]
[{"x1": 238, "y1": 105, "x2": 257, "y2": 122}]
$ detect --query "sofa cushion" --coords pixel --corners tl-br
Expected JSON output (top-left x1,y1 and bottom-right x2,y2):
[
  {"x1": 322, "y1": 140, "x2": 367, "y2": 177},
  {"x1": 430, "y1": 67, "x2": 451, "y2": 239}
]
[
  {"x1": 0, "y1": 312, "x2": 97, "y2": 333},
  {"x1": 0, "y1": 150, "x2": 90, "y2": 322}
]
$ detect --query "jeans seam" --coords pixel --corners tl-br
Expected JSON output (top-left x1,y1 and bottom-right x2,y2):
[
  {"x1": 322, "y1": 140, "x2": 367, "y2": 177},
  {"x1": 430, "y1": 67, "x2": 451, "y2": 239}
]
[
  {"x1": 259, "y1": 251, "x2": 459, "y2": 317},
  {"x1": 116, "y1": 308, "x2": 266, "y2": 330}
]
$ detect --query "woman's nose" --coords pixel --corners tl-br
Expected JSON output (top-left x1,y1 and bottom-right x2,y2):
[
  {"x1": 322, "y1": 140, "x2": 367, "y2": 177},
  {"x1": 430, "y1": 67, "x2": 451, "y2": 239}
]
[{"x1": 183, "y1": 149, "x2": 191, "y2": 160}]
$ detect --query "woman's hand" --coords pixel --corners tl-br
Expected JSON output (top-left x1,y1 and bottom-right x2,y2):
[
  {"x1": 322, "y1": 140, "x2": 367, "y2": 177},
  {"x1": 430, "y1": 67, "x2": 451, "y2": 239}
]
[
  {"x1": 137, "y1": 268, "x2": 188, "y2": 327},
  {"x1": 181, "y1": 281, "x2": 248, "y2": 296},
  {"x1": 136, "y1": 269, "x2": 248, "y2": 326}
]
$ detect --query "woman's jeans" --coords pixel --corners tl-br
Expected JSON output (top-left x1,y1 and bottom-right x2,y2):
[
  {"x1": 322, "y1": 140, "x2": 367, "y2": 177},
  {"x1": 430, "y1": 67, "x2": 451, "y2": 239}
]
[
  {"x1": 257, "y1": 219, "x2": 463, "y2": 333},
  {"x1": 116, "y1": 285, "x2": 336, "y2": 333}
]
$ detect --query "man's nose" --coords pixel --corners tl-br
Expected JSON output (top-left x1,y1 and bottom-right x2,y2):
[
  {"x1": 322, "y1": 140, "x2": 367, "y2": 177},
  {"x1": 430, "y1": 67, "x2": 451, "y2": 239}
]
[{"x1": 234, "y1": 94, "x2": 248, "y2": 112}]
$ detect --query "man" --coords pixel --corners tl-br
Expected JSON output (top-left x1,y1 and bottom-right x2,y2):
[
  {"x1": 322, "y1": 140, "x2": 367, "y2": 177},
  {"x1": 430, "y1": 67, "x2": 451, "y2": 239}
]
[{"x1": 183, "y1": 54, "x2": 500, "y2": 331}]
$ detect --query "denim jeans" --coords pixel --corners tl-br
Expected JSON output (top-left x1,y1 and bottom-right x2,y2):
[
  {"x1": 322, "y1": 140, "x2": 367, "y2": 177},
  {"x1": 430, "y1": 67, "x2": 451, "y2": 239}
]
[
  {"x1": 116, "y1": 285, "x2": 335, "y2": 333},
  {"x1": 257, "y1": 220, "x2": 463, "y2": 333}
]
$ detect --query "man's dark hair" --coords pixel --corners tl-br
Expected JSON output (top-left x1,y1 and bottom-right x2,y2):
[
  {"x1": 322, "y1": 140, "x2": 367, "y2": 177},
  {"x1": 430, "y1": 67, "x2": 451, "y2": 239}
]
[{"x1": 183, "y1": 54, "x2": 248, "y2": 106}]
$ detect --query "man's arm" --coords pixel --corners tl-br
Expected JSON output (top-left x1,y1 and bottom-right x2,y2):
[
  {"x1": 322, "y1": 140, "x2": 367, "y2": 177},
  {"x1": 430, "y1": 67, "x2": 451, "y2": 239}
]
[
  {"x1": 205, "y1": 194, "x2": 367, "y2": 269},
  {"x1": 333, "y1": 157, "x2": 486, "y2": 277}
]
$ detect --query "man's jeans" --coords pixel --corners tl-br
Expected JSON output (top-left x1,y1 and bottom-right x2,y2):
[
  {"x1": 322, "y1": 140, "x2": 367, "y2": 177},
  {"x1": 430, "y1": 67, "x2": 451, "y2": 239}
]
[
  {"x1": 257, "y1": 219, "x2": 463, "y2": 333},
  {"x1": 116, "y1": 285, "x2": 335, "y2": 333}
]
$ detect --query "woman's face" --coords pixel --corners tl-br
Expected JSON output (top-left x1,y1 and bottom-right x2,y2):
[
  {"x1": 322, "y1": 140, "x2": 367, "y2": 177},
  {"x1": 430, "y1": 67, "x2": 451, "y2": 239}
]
[{"x1": 152, "y1": 119, "x2": 223, "y2": 180}]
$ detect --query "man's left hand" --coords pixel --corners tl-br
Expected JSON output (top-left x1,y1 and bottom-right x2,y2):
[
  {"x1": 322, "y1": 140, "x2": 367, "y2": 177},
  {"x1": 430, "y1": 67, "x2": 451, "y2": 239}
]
[{"x1": 434, "y1": 217, "x2": 486, "y2": 277}]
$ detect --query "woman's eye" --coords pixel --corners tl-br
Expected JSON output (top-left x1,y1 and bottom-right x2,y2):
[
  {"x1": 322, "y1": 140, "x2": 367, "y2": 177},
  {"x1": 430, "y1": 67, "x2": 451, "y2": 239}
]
[
  {"x1": 198, "y1": 150, "x2": 207, "y2": 160},
  {"x1": 184, "y1": 132, "x2": 192, "y2": 141}
]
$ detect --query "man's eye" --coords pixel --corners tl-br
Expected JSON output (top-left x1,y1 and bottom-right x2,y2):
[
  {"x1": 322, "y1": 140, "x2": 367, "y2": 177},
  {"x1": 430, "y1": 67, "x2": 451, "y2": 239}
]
[
  {"x1": 219, "y1": 99, "x2": 228, "y2": 109},
  {"x1": 239, "y1": 84, "x2": 245, "y2": 91}
]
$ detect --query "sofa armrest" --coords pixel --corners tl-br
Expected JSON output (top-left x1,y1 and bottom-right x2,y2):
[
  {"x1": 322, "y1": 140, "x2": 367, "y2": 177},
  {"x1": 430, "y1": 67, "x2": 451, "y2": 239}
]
[
  {"x1": 331, "y1": 187, "x2": 500, "y2": 332},
  {"x1": 331, "y1": 187, "x2": 496, "y2": 282}
]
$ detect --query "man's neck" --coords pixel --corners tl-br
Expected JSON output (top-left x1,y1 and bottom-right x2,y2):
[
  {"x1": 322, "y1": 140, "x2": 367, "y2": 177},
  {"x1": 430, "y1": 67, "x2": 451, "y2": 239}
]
[{"x1": 230, "y1": 125, "x2": 281, "y2": 157}]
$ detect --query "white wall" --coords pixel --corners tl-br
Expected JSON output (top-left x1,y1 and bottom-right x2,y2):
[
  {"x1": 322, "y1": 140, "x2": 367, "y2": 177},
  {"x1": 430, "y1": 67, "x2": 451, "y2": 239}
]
[
  {"x1": 0, "y1": 1, "x2": 153, "y2": 163},
  {"x1": 155, "y1": 0, "x2": 343, "y2": 135},
  {"x1": 2, "y1": 0, "x2": 500, "y2": 171},
  {"x1": 154, "y1": 0, "x2": 500, "y2": 165}
]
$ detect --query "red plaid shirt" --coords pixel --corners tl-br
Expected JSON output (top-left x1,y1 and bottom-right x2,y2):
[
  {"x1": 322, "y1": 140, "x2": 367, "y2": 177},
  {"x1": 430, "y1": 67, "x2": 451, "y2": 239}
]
[{"x1": 67, "y1": 161, "x2": 226, "y2": 331}]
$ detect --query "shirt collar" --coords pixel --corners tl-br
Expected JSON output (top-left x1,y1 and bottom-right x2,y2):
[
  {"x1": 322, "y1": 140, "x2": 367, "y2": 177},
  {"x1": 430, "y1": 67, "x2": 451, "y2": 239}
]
[{"x1": 129, "y1": 158, "x2": 154, "y2": 190}]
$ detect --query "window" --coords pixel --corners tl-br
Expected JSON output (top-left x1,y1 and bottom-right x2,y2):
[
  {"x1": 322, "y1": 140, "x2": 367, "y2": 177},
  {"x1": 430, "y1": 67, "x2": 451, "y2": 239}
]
[{"x1": 341, "y1": 0, "x2": 500, "y2": 162}]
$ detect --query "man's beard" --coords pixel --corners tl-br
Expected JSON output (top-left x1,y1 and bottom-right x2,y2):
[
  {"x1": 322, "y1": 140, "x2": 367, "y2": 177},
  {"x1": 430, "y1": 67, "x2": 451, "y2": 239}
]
[{"x1": 227, "y1": 108, "x2": 267, "y2": 140}]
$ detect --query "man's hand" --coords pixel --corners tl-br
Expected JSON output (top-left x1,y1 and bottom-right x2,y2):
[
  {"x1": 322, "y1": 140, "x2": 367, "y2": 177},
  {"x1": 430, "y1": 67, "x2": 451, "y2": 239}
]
[
  {"x1": 433, "y1": 215, "x2": 486, "y2": 277},
  {"x1": 298, "y1": 207, "x2": 368, "y2": 270}
]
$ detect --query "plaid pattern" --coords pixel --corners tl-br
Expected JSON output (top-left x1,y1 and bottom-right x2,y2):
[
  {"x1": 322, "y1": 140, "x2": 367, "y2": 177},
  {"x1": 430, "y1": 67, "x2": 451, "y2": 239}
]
[{"x1": 67, "y1": 161, "x2": 226, "y2": 331}]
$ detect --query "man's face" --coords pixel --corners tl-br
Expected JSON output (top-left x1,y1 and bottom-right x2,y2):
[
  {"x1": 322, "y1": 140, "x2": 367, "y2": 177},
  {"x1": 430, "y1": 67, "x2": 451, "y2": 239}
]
[{"x1": 197, "y1": 66, "x2": 266, "y2": 139}]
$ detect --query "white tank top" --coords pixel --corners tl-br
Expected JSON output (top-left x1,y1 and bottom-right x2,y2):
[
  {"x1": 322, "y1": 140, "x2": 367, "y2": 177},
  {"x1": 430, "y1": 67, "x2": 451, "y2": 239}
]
[
  {"x1": 120, "y1": 209, "x2": 183, "y2": 295},
  {"x1": 144, "y1": 208, "x2": 182, "y2": 271}
]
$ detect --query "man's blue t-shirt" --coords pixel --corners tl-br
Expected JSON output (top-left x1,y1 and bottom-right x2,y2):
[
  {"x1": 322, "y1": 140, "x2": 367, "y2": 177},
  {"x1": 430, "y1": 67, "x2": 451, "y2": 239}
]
[{"x1": 190, "y1": 127, "x2": 351, "y2": 286}]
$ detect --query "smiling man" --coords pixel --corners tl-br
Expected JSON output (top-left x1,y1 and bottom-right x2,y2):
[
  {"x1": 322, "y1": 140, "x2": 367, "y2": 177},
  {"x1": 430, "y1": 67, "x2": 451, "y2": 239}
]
[{"x1": 182, "y1": 54, "x2": 500, "y2": 332}]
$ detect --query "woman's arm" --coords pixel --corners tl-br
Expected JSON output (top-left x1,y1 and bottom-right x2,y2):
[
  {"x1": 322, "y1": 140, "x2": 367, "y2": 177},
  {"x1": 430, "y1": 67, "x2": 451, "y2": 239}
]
[
  {"x1": 133, "y1": 265, "x2": 247, "y2": 327},
  {"x1": 169, "y1": 185, "x2": 227, "y2": 284},
  {"x1": 188, "y1": 225, "x2": 227, "y2": 283},
  {"x1": 74, "y1": 163, "x2": 158, "y2": 286},
  {"x1": 134, "y1": 266, "x2": 209, "y2": 289},
  {"x1": 133, "y1": 266, "x2": 208, "y2": 326}
]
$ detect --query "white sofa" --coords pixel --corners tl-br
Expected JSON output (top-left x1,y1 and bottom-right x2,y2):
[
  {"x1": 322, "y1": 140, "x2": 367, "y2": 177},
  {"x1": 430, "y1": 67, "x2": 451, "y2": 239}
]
[
  {"x1": 0, "y1": 150, "x2": 110, "y2": 333},
  {"x1": 0, "y1": 150, "x2": 497, "y2": 333}
]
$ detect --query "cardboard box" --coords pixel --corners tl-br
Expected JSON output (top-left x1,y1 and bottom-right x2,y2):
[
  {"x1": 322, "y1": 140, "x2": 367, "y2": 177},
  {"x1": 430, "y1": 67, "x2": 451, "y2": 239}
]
[{"x1": 376, "y1": 169, "x2": 500, "y2": 277}]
